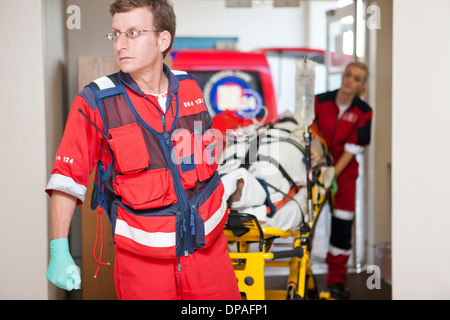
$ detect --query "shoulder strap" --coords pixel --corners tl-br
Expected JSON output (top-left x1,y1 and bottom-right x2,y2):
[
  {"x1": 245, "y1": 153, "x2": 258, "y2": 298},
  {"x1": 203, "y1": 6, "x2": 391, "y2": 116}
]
[
  {"x1": 87, "y1": 73, "x2": 123, "y2": 215},
  {"x1": 88, "y1": 73, "x2": 125, "y2": 100},
  {"x1": 86, "y1": 73, "x2": 127, "y2": 135}
]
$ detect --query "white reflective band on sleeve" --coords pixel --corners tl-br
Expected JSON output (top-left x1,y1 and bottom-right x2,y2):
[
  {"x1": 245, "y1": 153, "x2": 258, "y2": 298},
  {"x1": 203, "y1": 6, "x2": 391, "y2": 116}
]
[
  {"x1": 344, "y1": 143, "x2": 365, "y2": 154},
  {"x1": 333, "y1": 209, "x2": 354, "y2": 221},
  {"x1": 46, "y1": 174, "x2": 87, "y2": 203},
  {"x1": 115, "y1": 219, "x2": 176, "y2": 248},
  {"x1": 204, "y1": 198, "x2": 227, "y2": 236},
  {"x1": 93, "y1": 76, "x2": 116, "y2": 90}
]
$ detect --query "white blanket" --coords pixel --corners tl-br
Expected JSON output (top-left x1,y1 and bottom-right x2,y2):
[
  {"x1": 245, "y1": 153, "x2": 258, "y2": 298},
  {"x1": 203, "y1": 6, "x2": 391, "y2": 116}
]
[{"x1": 219, "y1": 119, "x2": 315, "y2": 232}]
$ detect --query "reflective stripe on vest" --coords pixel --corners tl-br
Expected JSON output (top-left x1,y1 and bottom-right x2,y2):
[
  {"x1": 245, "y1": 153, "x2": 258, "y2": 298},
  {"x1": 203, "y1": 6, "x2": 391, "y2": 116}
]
[
  {"x1": 114, "y1": 197, "x2": 227, "y2": 249},
  {"x1": 205, "y1": 197, "x2": 227, "y2": 236},
  {"x1": 115, "y1": 218, "x2": 176, "y2": 248}
]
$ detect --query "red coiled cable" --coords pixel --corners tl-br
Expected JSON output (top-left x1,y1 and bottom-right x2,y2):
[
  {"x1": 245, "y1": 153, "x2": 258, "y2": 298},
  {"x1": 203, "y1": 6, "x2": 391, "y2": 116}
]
[{"x1": 93, "y1": 207, "x2": 110, "y2": 278}]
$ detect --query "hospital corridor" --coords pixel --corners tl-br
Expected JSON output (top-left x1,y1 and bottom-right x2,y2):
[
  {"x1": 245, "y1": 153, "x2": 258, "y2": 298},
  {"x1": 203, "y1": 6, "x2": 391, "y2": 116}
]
[{"x1": 1, "y1": 0, "x2": 450, "y2": 302}]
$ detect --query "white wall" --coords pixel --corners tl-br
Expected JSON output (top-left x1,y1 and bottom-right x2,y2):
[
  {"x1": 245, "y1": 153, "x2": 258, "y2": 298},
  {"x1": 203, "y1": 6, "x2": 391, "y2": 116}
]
[
  {"x1": 43, "y1": 0, "x2": 69, "y2": 299},
  {"x1": 173, "y1": 0, "x2": 305, "y2": 51},
  {"x1": 392, "y1": 0, "x2": 450, "y2": 299},
  {"x1": 0, "y1": 0, "x2": 67, "y2": 300},
  {"x1": 172, "y1": 0, "x2": 336, "y2": 115},
  {"x1": 305, "y1": 0, "x2": 338, "y2": 50},
  {"x1": 364, "y1": 0, "x2": 392, "y2": 281},
  {"x1": 0, "y1": 0, "x2": 49, "y2": 299}
]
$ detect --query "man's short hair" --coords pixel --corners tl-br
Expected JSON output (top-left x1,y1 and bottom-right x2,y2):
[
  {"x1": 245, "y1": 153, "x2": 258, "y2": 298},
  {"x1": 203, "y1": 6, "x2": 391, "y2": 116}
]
[{"x1": 110, "y1": 0, "x2": 176, "y2": 57}]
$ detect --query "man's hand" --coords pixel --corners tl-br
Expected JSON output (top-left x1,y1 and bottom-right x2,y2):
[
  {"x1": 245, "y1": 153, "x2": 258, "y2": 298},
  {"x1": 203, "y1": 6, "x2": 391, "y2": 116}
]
[{"x1": 46, "y1": 238, "x2": 81, "y2": 291}]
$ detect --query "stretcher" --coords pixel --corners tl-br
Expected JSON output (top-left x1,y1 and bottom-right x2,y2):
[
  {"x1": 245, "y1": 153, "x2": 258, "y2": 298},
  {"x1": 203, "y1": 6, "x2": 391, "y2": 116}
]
[
  {"x1": 224, "y1": 170, "x2": 332, "y2": 300},
  {"x1": 218, "y1": 115, "x2": 334, "y2": 300}
]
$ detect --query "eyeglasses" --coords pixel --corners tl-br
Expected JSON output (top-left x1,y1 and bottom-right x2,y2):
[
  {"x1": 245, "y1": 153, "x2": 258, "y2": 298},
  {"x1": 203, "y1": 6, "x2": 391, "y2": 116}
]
[{"x1": 106, "y1": 29, "x2": 158, "y2": 41}]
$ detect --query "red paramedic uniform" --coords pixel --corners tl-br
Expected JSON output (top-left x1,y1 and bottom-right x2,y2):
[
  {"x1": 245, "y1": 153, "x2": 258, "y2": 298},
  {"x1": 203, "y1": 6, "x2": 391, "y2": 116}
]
[
  {"x1": 46, "y1": 65, "x2": 241, "y2": 300},
  {"x1": 314, "y1": 89, "x2": 372, "y2": 286}
]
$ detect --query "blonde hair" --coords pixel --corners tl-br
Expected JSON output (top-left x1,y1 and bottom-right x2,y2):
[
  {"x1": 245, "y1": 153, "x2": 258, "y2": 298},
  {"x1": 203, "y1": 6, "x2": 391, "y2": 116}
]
[{"x1": 344, "y1": 62, "x2": 369, "y2": 96}]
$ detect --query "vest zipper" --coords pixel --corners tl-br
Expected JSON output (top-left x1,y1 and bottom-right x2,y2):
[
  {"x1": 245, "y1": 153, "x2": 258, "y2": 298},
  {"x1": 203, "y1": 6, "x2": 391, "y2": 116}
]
[
  {"x1": 190, "y1": 205, "x2": 196, "y2": 236},
  {"x1": 146, "y1": 91, "x2": 191, "y2": 257},
  {"x1": 162, "y1": 117, "x2": 190, "y2": 257},
  {"x1": 122, "y1": 83, "x2": 192, "y2": 258}
]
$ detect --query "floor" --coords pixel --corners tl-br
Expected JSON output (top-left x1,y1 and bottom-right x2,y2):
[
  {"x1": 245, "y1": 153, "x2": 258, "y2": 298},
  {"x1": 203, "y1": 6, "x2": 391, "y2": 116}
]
[
  {"x1": 265, "y1": 271, "x2": 392, "y2": 300},
  {"x1": 69, "y1": 265, "x2": 391, "y2": 300},
  {"x1": 229, "y1": 235, "x2": 392, "y2": 300}
]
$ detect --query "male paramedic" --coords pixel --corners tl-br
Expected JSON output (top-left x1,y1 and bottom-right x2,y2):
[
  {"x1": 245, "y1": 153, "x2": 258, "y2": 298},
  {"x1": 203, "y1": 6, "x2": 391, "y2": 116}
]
[
  {"x1": 45, "y1": 0, "x2": 241, "y2": 300},
  {"x1": 314, "y1": 62, "x2": 372, "y2": 299}
]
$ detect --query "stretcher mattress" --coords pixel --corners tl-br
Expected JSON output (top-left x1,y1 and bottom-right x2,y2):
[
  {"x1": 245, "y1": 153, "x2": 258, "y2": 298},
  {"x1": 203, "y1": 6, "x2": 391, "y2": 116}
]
[{"x1": 218, "y1": 117, "x2": 331, "y2": 232}]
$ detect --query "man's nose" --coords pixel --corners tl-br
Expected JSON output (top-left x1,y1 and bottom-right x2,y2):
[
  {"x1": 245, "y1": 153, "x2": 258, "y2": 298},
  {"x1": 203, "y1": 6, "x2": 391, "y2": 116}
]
[{"x1": 114, "y1": 33, "x2": 129, "y2": 51}]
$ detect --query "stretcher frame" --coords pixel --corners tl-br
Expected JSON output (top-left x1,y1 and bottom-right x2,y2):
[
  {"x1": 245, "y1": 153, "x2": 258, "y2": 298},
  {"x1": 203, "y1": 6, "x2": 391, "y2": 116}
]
[{"x1": 224, "y1": 171, "x2": 332, "y2": 300}]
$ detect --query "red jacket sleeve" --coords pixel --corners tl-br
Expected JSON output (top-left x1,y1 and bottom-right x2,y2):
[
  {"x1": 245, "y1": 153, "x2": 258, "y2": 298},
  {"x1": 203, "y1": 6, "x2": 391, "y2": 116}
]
[{"x1": 45, "y1": 95, "x2": 103, "y2": 205}]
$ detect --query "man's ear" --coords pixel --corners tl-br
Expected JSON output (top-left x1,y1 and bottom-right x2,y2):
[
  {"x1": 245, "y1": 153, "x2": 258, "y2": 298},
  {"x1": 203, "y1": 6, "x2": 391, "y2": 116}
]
[{"x1": 159, "y1": 30, "x2": 171, "y2": 54}]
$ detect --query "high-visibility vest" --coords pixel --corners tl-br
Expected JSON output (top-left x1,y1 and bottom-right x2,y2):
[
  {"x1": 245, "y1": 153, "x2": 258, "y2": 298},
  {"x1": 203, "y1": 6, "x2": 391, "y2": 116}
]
[{"x1": 85, "y1": 66, "x2": 227, "y2": 259}]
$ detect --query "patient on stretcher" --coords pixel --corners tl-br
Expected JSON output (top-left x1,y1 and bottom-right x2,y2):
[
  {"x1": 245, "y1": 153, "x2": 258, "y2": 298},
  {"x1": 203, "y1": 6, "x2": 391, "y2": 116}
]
[{"x1": 218, "y1": 115, "x2": 332, "y2": 233}]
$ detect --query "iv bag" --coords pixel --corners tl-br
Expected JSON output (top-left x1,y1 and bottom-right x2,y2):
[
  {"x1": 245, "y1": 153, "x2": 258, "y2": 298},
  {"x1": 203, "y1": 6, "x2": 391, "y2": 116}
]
[{"x1": 294, "y1": 59, "x2": 316, "y2": 130}]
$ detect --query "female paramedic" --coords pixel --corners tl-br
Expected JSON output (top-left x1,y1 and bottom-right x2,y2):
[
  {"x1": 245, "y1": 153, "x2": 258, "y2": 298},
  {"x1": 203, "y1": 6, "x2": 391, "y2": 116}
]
[
  {"x1": 45, "y1": 0, "x2": 241, "y2": 300},
  {"x1": 314, "y1": 62, "x2": 372, "y2": 299}
]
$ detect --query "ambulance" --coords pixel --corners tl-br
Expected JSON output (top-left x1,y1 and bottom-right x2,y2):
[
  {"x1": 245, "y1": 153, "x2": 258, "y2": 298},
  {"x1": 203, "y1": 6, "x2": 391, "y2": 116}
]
[
  {"x1": 171, "y1": 48, "x2": 329, "y2": 132},
  {"x1": 171, "y1": 49, "x2": 278, "y2": 132}
]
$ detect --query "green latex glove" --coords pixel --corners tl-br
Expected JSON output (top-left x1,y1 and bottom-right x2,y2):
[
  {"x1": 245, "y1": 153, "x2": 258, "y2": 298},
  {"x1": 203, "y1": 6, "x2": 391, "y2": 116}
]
[
  {"x1": 46, "y1": 238, "x2": 81, "y2": 291},
  {"x1": 332, "y1": 178, "x2": 338, "y2": 196}
]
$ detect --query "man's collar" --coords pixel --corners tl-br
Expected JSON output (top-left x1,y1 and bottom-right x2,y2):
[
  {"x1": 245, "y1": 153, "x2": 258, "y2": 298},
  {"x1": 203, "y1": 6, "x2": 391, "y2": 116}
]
[{"x1": 117, "y1": 63, "x2": 179, "y2": 96}]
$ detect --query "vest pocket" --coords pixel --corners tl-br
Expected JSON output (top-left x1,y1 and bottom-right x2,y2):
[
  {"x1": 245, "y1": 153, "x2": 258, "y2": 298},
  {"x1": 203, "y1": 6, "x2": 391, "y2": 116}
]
[
  {"x1": 172, "y1": 129, "x2": 198, "y2": 189},
  {"x1": 171, "y1": 128, "x2": 219, "y2": 188},
  {"x1": 110, "y1": 200, "x2": 178, "y2": 259},
  {"x1": 113, "y1": 168, "x2": 177, "y2": 210},
  {"x1": 188, "y1": 173, "x2": 227, "y2": 250},
  {"x1": 178, "y1": 155, "x2": 197, "y2": 189},
  {"x1": 107, "y1": 123, "x2": 150, "y2": 174}
]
